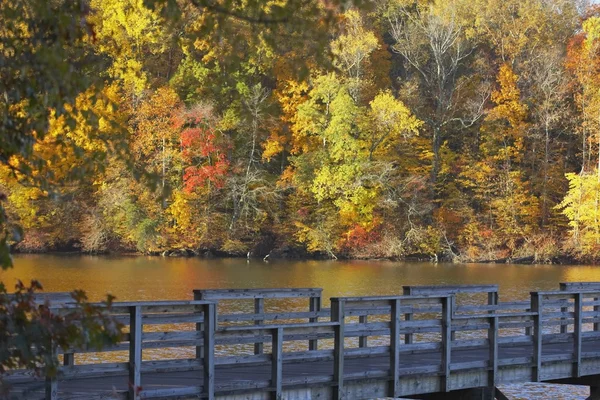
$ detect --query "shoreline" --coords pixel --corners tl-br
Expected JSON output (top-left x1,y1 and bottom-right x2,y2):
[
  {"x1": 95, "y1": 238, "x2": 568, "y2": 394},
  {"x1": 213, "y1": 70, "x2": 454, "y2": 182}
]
[{"x1": 10, "y1": 248, "x2": 585, "y2": 266}]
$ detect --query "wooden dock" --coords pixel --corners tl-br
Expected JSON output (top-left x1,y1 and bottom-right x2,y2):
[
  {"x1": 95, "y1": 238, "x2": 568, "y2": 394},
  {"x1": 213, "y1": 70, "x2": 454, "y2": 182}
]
[{"x1": 7, "y1": 283, "x2": 600, "y2": 400}]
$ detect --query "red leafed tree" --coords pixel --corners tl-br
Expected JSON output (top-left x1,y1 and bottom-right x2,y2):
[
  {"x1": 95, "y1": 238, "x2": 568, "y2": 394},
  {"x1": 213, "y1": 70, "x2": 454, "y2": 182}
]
[{"x1": 174, "y1": 104, "x2": 230, "y2": 192}]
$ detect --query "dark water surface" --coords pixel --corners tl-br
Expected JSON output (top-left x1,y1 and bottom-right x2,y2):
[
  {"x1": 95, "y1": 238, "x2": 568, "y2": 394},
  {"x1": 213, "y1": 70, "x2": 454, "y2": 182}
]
[{"x1": 4, "y1": 254, "x2": 600, "y2": 399}]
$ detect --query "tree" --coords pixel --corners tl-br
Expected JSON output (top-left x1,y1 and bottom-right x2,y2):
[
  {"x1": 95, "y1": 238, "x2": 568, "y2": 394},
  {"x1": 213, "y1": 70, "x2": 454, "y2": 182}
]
[{"x1": 385, "y1": 0, "x2": 483, "y2": 194}]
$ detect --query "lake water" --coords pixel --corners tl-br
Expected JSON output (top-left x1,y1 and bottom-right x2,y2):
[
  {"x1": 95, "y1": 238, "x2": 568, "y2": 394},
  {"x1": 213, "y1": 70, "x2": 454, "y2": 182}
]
[{"x1": 4, "y1": 254, "x2": 600, "y2": 399}]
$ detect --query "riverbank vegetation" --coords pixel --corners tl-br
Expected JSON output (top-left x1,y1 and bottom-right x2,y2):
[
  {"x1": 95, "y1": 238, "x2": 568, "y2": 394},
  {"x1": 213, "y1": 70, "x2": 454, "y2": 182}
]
[{"x1": 4, "y1": 0, "x2": 600, "y2": 263}]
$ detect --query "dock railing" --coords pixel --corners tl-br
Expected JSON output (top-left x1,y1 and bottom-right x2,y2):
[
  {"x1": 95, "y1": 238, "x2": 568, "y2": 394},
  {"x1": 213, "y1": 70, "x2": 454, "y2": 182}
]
[
  {"x1": 194, "y1": 288, "x2": 325, "y2": 353},
  {"x1": 7, "y1": 284, "x2": 600, "y2": 400},
  {"x1": 5, "y1": 300, "x2": 216, "y2": 400}
]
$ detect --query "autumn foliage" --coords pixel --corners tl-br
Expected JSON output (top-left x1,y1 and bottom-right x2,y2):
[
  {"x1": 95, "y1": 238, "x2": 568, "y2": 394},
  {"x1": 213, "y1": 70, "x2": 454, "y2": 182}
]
[{"x1": 5, "y1": 0, "x2": 600, "y2": 262}]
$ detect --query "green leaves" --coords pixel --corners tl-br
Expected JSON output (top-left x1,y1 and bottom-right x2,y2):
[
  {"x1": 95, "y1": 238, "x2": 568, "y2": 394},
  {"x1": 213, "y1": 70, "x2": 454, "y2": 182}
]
[{"x1": 0, "y1": 281, "x2": 123, "y2": 388}]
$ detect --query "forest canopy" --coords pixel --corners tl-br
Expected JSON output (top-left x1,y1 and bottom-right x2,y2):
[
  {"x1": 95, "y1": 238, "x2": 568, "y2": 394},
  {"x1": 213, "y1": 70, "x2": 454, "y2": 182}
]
[{"x1": 3, "y1": 0, "x2": 600, "y2": 263}]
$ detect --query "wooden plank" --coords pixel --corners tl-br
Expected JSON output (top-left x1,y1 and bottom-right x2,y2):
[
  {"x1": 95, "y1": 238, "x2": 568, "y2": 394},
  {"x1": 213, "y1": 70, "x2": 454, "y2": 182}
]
[
  {"x1": 194, "y1": 288, "x2": 323, "y2": 300},
  {"x1": 560, "y1": 282, "x2": 600, "y2": 291},
  {"x1": 255, "y1": 298, "x2": 264, "y2": 355},
  {"x1": 309, "y1": 296, "x2": 321, "y2": 350},
  {"x1": 488, "y1": 315, "x2": 498, "y2": 389},
  {"x1": 129, "y1": 306, "x2": 142, "y2": 400},
  {"x1": 218, "y1": 310, "x2": 330, "y2": 323},
  {"x1": 31, "y1": 292, "x2": 74, "y2": 305},
  {"x1": 531, "y1": 292, "x2": 542, "y2": 382},
  {"x1": 402, "y1": 284, "x2": 499, "y2": 295},
  {"x1": 271, "y1": 327, "x2": 283, "y2": 400},
  {"x1": 358, "y1": 315, "x2": 368, "y2": 348},
  {"x1": 139, "y1": 386, "x2": 202, "y2": 398},
  {"x1": 203, "y1": 303, "x2": 216, "y2": 400},
  {"x1": 389, "y1": 299, "x2": 400, "y2": 398},
  {"x1": 63, "y1": 353, "x2": 75, "y2": 367},
  {"x1": 575, "y1": 292, "x2": 583, "y2": 378},
  {"x1": 441, "y1": 296, "x2": 451, "y2": 392},
  {"x1": 495, "y1": 387, "x2": 511, "y2": 400},
  {"x1": 560, "y1": 298, "x2": 569, "y2": 334},
  {"x1": 331, "y1": 299, "x2": 345, "y2": 400},
  {"x1": 45, "y1": 344, "x2": 58, "y2": 400},
  {"x1": 401, "y1": 287, "x2": 413, "y2": 345}
]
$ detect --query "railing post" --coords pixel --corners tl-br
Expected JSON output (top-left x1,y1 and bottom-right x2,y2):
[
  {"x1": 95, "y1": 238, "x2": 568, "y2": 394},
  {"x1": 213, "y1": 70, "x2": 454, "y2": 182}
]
[
  {"x1": 309, "y1": 296, "x2": 321, "y2": 350},
  {"x1": 193, "y1": 291, "x2": 205, "y2": 360},
  {"x1": 129, "y1": 305, "x2": 142, "y2": 400},
  {"x1": 271, "y1": 327, "x2": 283, "y2": 400},
  {"x1": 255, "y1": 298, "x2": 264, "y2": 355},
  {"x1": 488, "y1": 315, "x2": 498, "y2": 390},
  {"x1": 331, "y1": 298, "x2": 345, "y2": 400},
  {"x1": 45, "y1": 345, "x2": 58, "y2": 400},
  {"x1": 63, "y1": 353, "x2": 74, "y2": 366},
  {"x1": 560, "y1": 298, "x2": 568, "y2": 335},
  {"x1": 574, "y1": 292, "x2": 582, "y2": 378},
  {"x1": 402, "y1": 287, "x2": 413, "y2": 344},
  {"x1": 389, "y1": 299, "x2": 401, "y2": 397},
  {"x1": 531, "y1": 293, "x2": 542, "y2": 382},
  {"x1": 595, "y1": 295, "x2": 600, "y2": 332},
  {"x1": 358, "y1": 315, "x2": 368, "y2": 348},
  {"x1": 441, "y1": 296, "x2": 452, "y2": 392},
  {"x1": 203, "y1": 303, "x2": 216, "y2": 400}
]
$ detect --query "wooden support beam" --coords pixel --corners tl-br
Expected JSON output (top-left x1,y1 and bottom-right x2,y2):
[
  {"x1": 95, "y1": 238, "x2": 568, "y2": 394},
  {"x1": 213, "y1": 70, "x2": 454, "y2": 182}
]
[
  {"x1": 531, "y1": 293, "x2": 542, "y2": 382},
  {"x1": 402, "y1": 287, "x2": 413, "y2": 344},
  {"x1": 255, "y1": 298, "x2": 265, "y2": 355},
  {"x1": 45, "y1": 344, "x2": 58, "y2": 400},
  {"x1": 309, "y1": 296, "x2": 321, "y2": 350},
  {"x1": 45, "y1": 375, "x2": 58, "y2": 400},
  {"x1": 332, "y1": 299, "x2": 345, "y2": 400},
  {"x1": 129, "y1": 306, "x2": 142, "y2": 400},
  {"x1": 271, "y1": 327, "x2": 283, "y2": 400},
  {"x1": 588, "y1": 385, "x2": 600, "y2": 400},
  {"x1": 358, "y1": 315, "x2": 368, "y2": 348},
  {"x1": 389, "y1": 299, "x2": 401, "y2": 398},
  {"x1": 441, "y1": 296, "x2": 452, "y2": 392},
  {"x1": 63, "y1": 353, "x2": 74, "y2": 366},
  {"x1": 574, "y1": 292, "x2": 582, "y2": 378},
  {"x1": 494, "y1": 387, "x2": 510, "y2": 400},
  {"x1": 488, "y1": 316, "x2": 498, "y2": 389},
  {"x1": 203, "y1": 303, "x2": 216, "y2": 400}
]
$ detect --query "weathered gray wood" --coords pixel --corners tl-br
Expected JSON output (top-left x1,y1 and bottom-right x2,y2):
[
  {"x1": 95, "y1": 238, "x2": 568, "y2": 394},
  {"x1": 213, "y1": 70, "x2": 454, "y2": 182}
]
[
  {"x1": 26, "y1": 287, "x2": 600, "y2": 400},
  {"x1": 401, "y1": 287, "x2": 414, "y2": 345},
  {"x1": 45, "y1": 343, "x2": 59, "y2": 400},
  {"x1": 560, "y1": 282, "x2": 600, "y2": 291},
  {"x1": 271, "y1": 327, "x2": 283, "y2": 400},
  {"x1": 63, "y1": 353, "x2": 75, "y2": 366},
  {"x1": 254, "y1": 298, "x2": 264, "y2": 355},
  {"x1": 45, "y1": 375, "x2": 58, "y2": 400},
  {"x1": 358, "y1": 315, "x2": 368, "y2": 348},
  {"x1": 402, "y1": 284, "x2": 499, "y2": 295},
  {"x1": 575, "y1": 292, "x2": 583, "y2": 378},
  {"x1": 495, "y1": 387, "x2": 510, "y2": 400},
  {"x1": 194, "y1": 288, "x2": 323, "y2": 300},
  {"x1": 488, "y1": 316, "x2": 498, "y2": 389},
  {"x1": 389, "y1": 299, "x2": 400, "y2": 398},
  {"x1": 441, "y1": 296, "x2": 451, "y2": 392},
  {"x1": 331, "y1": 299, "x2": 345, "y2": 400},
  {"x1": 129, "y1": 306, "x2": 142, "y2": 400},
  {"x1": 309, "y1": 296, "x2": 321, "y2": 350},
  {"x1": 531, "y1": 292, "x2": 542, "y2": 382},
  {"x1": 218, "y1": 310, "x2": 330, "y2": 323},
  {"x1": 203, "y1": 303, "x2": 216, "y2": 400}
]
